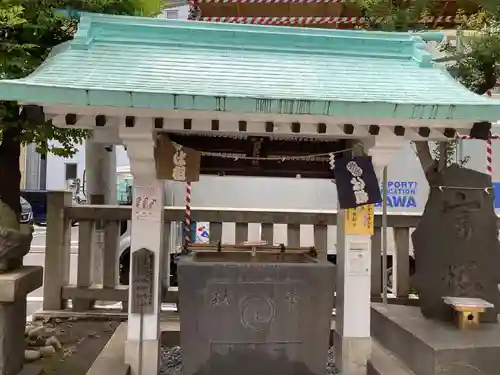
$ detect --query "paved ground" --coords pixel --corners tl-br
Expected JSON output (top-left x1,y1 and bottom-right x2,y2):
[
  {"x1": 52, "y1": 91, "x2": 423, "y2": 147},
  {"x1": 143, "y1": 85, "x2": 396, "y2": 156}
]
[{"x1": 24, "y1": 225, "x2": 80, "y2": 316}]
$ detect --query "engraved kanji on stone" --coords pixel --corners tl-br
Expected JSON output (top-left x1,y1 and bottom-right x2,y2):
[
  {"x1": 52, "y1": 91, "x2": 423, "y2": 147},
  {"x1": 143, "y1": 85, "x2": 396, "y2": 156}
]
[
  {"x1": 286, "y1": 289, "x2": 299, "y2": 308},
  {"x1": 211, "y1": 288, "x2": 230, "y2": 306},
  {"x1": 441, "y1": 262, "x2": 483, "y2": 296},
  {"x1": 454, "y1": 213, "x2": 473, "y2": 240}
]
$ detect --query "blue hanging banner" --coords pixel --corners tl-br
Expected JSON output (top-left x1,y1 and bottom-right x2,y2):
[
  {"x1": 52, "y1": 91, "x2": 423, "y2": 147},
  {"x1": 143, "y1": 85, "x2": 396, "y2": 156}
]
[{"x1": 334, "y1": 156, "x2": 382, "y2": 209}]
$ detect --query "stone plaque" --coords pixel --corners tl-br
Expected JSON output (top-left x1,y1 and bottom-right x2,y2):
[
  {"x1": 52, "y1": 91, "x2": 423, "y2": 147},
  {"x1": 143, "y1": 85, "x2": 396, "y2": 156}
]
[{"x1": 131, "y1": 248, "x2": 155, "y2": 314}]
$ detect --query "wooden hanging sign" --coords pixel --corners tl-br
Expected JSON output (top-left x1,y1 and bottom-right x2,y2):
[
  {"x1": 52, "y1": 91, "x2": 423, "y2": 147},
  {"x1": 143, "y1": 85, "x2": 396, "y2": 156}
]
[{"x1": 155, "y1": 134, "x2": 201, "y2": 182}]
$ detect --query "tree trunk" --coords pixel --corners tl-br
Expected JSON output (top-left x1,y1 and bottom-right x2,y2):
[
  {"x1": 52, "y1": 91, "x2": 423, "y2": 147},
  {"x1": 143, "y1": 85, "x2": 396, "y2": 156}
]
[
  {"x1": 437, "y1": 142, "x2": 448, "y2": 172},
  {"x1": 414, "y1": 141, "x2": 438, "y2": 183},
  {"x1": 0, "y1": 127, "x2": 21, "y2": 224}
]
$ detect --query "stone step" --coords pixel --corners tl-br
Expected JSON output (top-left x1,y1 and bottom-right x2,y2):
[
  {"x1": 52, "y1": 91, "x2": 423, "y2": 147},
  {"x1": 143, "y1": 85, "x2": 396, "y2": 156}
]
[{"x1": 367, "y1": 339, "x2": 415, "y2": 375}]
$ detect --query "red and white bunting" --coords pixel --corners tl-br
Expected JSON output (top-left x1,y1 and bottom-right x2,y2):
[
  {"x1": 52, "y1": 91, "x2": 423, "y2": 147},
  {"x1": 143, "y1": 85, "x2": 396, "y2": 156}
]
[{"x1": 199, "y1": 15, "x2": 467, "y2": 25}]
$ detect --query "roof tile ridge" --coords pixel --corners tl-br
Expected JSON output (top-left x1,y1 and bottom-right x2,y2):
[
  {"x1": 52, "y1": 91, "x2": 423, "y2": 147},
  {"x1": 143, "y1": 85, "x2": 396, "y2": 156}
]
[{"x1": 72, "y1": 13, "x2": 94, "y2": 50}]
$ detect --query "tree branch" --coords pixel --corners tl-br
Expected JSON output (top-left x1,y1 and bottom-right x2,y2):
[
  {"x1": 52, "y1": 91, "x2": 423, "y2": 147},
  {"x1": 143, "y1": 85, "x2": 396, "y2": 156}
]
[{"x1": 414, "y1": 141, "x2": 437, "y2": 182}]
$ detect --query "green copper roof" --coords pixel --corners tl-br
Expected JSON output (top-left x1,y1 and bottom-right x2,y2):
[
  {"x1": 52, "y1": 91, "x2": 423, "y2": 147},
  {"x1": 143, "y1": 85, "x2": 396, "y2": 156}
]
[{"x1": 1, "y1": 13, "x2": 499, "y2": 121}]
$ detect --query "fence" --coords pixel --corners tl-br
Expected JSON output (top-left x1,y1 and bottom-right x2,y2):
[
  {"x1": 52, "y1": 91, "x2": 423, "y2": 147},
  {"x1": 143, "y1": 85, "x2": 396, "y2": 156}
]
[{"x1": 42, "y1": 191, "x2": 421, "y2": 312}]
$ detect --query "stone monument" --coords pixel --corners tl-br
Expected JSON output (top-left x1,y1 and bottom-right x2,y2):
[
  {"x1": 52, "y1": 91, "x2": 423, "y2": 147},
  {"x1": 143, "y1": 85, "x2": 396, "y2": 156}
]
[
  {"x1": 178, "y1": 251, "x2": 335, "y2": 375},
  {"x1": 0, "y1": 199, "x2": 43, "y2": 375},
  {"x1": 412, "y1": 165, "x2": 500, "y2": 322},
  {"x1": 368, "y1": 165, "x2": 500, "y2": 375}
]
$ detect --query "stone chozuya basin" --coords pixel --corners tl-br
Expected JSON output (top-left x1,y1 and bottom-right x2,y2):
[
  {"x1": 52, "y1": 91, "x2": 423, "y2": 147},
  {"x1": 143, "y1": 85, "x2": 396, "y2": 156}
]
[
  {"x1": 193, "y1": 251, "x2": 317, "y2": 263},
  {"x1": 178, "y1": 251, "x2": 336, "y2": 375}
]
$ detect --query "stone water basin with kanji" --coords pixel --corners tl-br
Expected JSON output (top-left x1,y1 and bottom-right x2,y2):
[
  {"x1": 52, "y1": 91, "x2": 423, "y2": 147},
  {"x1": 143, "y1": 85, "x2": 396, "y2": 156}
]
[{"x1": 178, "y1": 250, "x2": 335, "y2": 375}]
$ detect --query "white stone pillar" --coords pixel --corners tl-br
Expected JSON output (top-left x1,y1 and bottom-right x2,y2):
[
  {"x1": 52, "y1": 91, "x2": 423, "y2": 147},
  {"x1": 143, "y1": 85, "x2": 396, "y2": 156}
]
[
  {"x1": 334, "y1": 136, "x2": 405, "y2": 375},
  {"x1": 85, "y1": 139, "x2": 117, "y2": 286},
  {"x1": 334, "y1": 206, "x2": 372, "y2": 374},
  {"x1": 85, "y1": 140, "x2": 117, "y2": 205},
  {"x1": 120, "y1": 119, "x2": 164, "y2": 375}
]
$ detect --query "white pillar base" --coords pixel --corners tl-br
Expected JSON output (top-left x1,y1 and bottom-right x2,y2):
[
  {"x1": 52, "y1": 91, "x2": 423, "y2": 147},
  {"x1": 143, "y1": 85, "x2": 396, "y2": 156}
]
[
  {"x1": 125, "y1": 339, "x2": 160, "y2": 375},
  {"x1": 334, "y1": 331, "x2": 371, "y2": 375}
]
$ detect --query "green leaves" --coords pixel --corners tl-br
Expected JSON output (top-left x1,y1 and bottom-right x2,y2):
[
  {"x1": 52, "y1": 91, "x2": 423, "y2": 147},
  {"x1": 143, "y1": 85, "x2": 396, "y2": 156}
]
[
  {"x1": 359, "y1": 0, "x2": 500, "y2": 95},
  {"x1": 0, "y1": 4, "x2": 26, "y2": 27},
  {"x1": 359, "y1": 0, "x2": 499, "y2": 166},
  {"x1": 0, "y1": 0, "x2": 162, "y2": 156}
]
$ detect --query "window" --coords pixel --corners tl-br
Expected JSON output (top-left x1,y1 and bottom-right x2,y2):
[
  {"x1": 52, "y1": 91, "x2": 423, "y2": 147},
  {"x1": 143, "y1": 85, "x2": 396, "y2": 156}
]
[
  {"x1": 164, "y1": 9, "x2": 179, "y2": 19},
  {"x1": 65, "y1": 163, "x2": 78, "y2": 180}
]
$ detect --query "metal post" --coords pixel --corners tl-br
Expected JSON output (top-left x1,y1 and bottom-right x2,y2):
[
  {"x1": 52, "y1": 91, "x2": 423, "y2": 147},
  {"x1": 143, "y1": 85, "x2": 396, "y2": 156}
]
[{"x1": 382, "y1": 166, "x2": 388, "y2": 305}]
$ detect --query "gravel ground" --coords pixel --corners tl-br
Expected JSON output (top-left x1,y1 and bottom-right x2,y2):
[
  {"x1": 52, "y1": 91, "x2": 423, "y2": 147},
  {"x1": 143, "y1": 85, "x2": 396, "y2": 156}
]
[
  {"x1": 28, "y1": 318, "x2": 120, "y2": 375},
  {"x1": 160, "y1": 346, "x2": 340, "y2": 375}
]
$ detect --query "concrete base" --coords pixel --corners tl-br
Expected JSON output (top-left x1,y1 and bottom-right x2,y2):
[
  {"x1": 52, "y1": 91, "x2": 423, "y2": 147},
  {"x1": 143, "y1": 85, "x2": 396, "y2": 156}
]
[
  {"x1": 16, "y1": 364, "x2": 43, "y2": 375},
  {"x1": 124, "y1": 339, "x2": 159, "y2": 375},
  {"x1": 371, "y1": 303, "x2": 500, "y2": 375},
  {"x1": 333, "y1": 330, "x2": 371, "y2": 375},
  {"x1": 0, "y1": 266, "x2": 42, "y2": 375},
  {"x1": 0, "y1": 266, "x2": 43, "y2": 303},
  {"x1": 160, "y1": 314, "x2": 337, "y2": 348},
  {"x1": 367, "y1": 340, "x2": 414, "y2": 375},
  {"x1": 87, "y1": 323, "x2": 129, "y2": 375},
  {"x1": 0, "y1": 299, "x2": 27, "y2": 375}
]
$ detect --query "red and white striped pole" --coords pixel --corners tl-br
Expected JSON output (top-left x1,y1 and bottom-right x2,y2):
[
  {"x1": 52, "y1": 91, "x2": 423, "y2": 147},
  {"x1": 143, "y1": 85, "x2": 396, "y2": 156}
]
[
  {"x1": 486, "y1": 137, "x2": 493, "y2": 176},
  {"x1": 456, "y1": 133, "x2": 497, "y2": 176},
  {"x1": 486, "y1": 91, "x2": 494, "y2": 176},
  {"x1": 185, "y1": 182, "x2": 192, "y2": 248}
]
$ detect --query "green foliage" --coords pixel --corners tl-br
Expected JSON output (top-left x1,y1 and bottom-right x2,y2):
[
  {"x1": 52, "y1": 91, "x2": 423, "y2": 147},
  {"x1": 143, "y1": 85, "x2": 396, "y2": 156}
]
[
  {"x1": 431, "y1": 140, "x2": 470, "y2": 167},
  {"x1": 0, "y1": 0, "x2": 161, "y2": 157},
  {"x1": 356, "y1": 0, "x2": 430, "y2": 31},
  {"x1": 360, "y1": 0, "x2": 500, "y2": 166}
]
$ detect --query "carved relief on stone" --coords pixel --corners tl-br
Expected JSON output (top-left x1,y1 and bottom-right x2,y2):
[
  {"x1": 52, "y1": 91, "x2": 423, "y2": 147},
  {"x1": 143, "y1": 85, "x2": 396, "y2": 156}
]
[
  {"x1": 211, "y1": 288, "x2": 231, "y2": 307},
  {"x1": 0, "y1": 200, "x2": 33, "y2": 273},
  {"x1": 441, "y1": 262, "x2": 485, "y2": 297},
  {"x1": 239, "y1": 296, "x2": 276, "y2": 331}
]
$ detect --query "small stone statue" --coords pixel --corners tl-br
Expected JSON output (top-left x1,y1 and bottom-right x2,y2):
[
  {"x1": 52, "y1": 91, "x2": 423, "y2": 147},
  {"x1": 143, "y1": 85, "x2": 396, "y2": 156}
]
[
  {"x1": 412, "y1": 165, "x2": 500, "y2": 323},
  {"x1": 0, "y1": 199, "x2": 33, "y2": 273}
]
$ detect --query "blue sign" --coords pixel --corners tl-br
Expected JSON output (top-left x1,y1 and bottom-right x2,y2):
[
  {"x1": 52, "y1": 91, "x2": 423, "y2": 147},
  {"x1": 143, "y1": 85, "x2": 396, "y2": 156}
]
[
  {"x1": 493, "y1": 183, "x2": 500, "y2": 208},
  {"x1": 375, "y1": 180, "x2": 418, "y2": 208}
]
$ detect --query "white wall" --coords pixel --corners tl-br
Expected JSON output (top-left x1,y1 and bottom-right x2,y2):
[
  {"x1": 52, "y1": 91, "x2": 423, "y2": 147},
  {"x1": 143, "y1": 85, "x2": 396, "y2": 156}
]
[
  {"x1": 46, "y1": 142, "x2": 84, "y2": 190},
  {"x1": 45, "y1": 142, "x2": 129, "y2": 191},
  {"x1": 161, "y1": 5, "x2": 189, "y2": 20}
]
